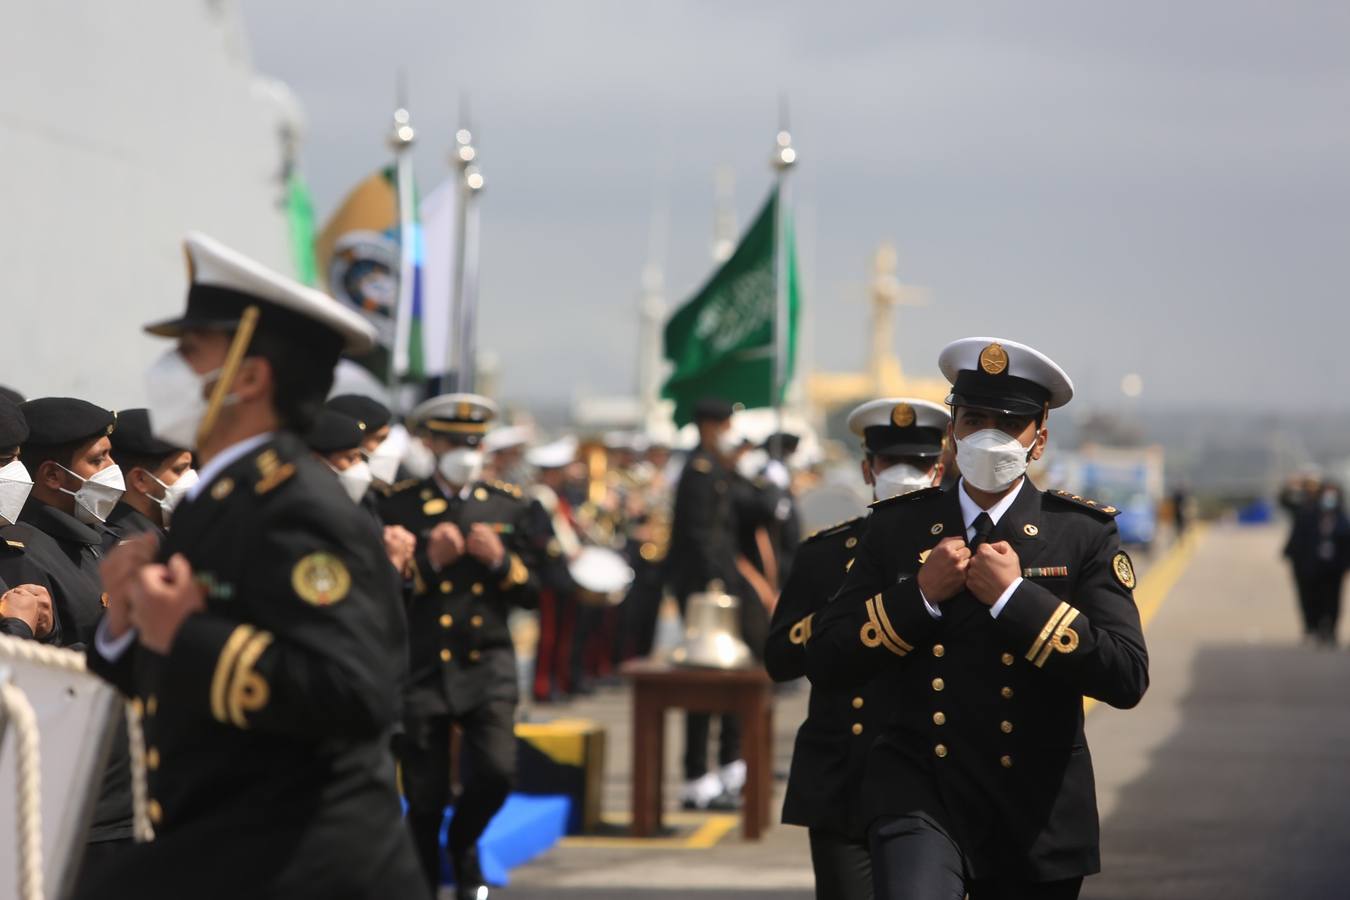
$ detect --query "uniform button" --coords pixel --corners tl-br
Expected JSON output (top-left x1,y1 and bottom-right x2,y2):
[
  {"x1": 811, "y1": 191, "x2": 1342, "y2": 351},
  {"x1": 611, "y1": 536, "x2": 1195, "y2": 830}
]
[
  {"x1": 440, "y1": 580, "x2": 453, "y2": 594},
  {"x1": 851, "y1": 723, "x2": 863, "y2": 735},
  {"x1": 931, "y1": 677, "x2": 945, "y2": 692},
  {"x1": 1001, "y1": 686, "x2": 1014, "y2": 699},
  {"x1": 851, "y1": 696, "x2": 864, "y2": 709},
  {"x1": 147, "y1": 747, "x2": 160, "y2": 771},
  {"x1": 471, "y1": 615, "x2": 484, "y2": 628},
  {"x1": 130, "y1": 697, "x2": 145, "y2": 717},
  {"x1": 1001, "y1": 720, "x2": 1014, "y2": 734},
  {"x1": 440, "y1": 614, "x2": 453, "y2": 628},
  {"x1": 148, "y1": 799, "x2": 163, "y2": 824},
  {"x1": 932, "y1": 644, "x2": 945, "y2": 658},
  {"x1": 469, "y1": 650, "x2": 481, "y2": 662},
  {"x1": 1001, "y1": 653, "x2": 1015, "y2": 666},
  {"x1": 1001, "y1": 755, "x2": 1014, "y2": 769},
  {"x1": 932, "y1": 711, "x2": 946, "y2": 726},
  {"x1": 472, "y1": 583, "x2": 484, "y2": 595},
  {"x1": 146, "y1": 695, "x2": 158, "y2": 716},
  {"x1": 440, "y1": 649, "x2": 452, "y2": 662},
  {"x1": 934, "y1": 744, "x2": 948, "y2": 758}
]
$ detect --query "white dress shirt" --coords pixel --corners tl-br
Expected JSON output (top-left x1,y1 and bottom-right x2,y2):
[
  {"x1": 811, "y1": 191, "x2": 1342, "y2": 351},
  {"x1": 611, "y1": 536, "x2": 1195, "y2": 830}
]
[
  {"x1": 921, "y1": 477, "x2": 1026, "y2": 620},
  {"x1": 95, "y1": 432, "x2": 276, "y2": 661}
]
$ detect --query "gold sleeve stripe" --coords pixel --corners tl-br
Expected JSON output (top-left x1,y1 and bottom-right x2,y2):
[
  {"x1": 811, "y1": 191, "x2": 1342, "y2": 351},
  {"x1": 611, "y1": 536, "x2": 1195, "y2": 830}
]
[
  {"x1": 860, "y1": 596, "x2": 909, "y2": 657},
  {"x1": 1026, "y1": 601, "x2": 1072, "y2": 663},
  {"x1": 410, "y1": 557, "x2": 427, "y2": 597},
  {"x1": 1033, "y1": 608, "x2": 1081, "y2": 668},
  {"x1": 226, "y1": 630, "x2": 274, "y2": 728},
  {"x1": 210, "y1": 624, "x2": 257, "y2": 723},
  {"x1": 499, "y1": 553, "x2": 529, "y2": 590},
  {"x1": 872, "y1": 593, "x2": 914, "y2": 653},
  {"x1": 788, "y1": 613, "x2": 814, "y2": 645}
]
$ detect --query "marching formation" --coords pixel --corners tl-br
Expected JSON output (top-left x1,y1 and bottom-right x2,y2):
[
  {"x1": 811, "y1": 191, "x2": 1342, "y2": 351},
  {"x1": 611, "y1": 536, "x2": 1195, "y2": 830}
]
[{"x1": 0, "y1": 232, "x2": 1151, "y2": 900}]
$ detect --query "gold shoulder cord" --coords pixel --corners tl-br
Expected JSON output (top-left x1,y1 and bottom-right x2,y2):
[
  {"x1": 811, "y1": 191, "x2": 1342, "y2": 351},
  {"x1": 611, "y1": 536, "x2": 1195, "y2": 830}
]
[{"x1": 196, "y1": 304, "x2": 261, "y2": 449}]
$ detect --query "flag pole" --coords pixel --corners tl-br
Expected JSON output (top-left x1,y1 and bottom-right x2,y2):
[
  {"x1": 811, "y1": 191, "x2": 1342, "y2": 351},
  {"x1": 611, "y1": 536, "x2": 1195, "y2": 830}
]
[
  {"x1": 387, "y1": 84, "x2": 417, "y2": 410},
  {"x1": 770, "y1": 98, "x2": 797, "y2": 459},
  {"x1": 448, "y1": 105, "x2": 484, "y2": 393}
]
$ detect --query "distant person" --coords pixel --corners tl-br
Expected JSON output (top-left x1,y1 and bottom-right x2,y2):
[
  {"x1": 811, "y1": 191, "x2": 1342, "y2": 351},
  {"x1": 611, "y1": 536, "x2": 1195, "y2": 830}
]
[
  {"x1": 104, "y1": 408, "x2": 196, "y2": 549},
  {"x1": 1170, "y1": 484, "x2": 1189, "y2": 541},
  {"x1": 1282, "y1": 479, "x2": 1350, "y2": 646}
]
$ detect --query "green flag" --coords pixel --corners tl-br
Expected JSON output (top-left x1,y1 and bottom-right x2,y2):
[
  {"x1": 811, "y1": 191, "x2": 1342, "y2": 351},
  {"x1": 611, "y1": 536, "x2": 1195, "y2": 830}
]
[
  {"x1": 662, "y1": 185, "x2": 800, "y2": 427},
  {"x1": 284, "y1": 168, "x2": 319, "y2": 287}
]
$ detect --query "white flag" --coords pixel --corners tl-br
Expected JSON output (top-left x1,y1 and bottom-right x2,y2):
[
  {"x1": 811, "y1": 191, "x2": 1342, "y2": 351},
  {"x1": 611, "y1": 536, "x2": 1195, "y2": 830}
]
[{"x1": 419, "y1": 178, "x2": 459, "y2": 378}]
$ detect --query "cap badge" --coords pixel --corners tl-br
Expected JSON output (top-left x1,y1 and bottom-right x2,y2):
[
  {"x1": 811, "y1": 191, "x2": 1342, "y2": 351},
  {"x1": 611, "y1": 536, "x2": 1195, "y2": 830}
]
[
  {"x1": 930, "y1": 523, "x2": 944, "y2": 536},
  {"x1": 979, "y1": 342, "x2": 1009, "y2": 375},
  {"x1": 1023, "y1": 524, "x2": 1039, "y2": 536},
  {"x1": 457, "y1": 401, "x2": 472, "y2": 419},
  {"x1": 891, "y1": 403, "x2": 916, "y2": 427}
]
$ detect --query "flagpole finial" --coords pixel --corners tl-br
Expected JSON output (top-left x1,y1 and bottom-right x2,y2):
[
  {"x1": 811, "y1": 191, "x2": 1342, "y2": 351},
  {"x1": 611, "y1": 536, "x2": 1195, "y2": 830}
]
[
  {"x1": 772, "y1": 126, "x2": 797, "y2": 171},
  {"x1": 388, "y1": 106, "x2": 416, "y2": 152},
  {"x1": 454, "y1": 126, "x2": 485, "y2": 192}
]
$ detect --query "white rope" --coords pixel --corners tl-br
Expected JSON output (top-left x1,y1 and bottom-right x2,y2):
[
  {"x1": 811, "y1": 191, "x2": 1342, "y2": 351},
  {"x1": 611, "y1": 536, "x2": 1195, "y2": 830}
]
[
  {"x1": 0, "y1": 631, "x2": 87, "y2": 673},
  {"x1": 125, "y1": 700, "x2": 154, "y2": 842},
  {"x1": 0, "y1": 678, "x2": 44, "y2": 900}
]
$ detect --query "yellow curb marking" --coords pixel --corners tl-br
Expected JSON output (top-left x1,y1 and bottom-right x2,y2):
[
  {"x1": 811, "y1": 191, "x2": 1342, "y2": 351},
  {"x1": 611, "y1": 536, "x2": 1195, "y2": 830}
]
[{"x1": 558, "y1": 813, "x2": 740, "y2": 849}]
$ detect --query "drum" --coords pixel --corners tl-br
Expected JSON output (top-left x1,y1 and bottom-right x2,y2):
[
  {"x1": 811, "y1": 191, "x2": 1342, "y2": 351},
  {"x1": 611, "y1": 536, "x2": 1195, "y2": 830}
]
[{"x1": 568, "y1": 546, "x2": 635, "y2": 606}]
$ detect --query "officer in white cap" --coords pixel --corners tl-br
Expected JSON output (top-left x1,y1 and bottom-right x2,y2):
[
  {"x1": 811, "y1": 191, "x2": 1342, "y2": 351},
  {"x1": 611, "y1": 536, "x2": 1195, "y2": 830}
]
[
  {"x1": 805, "y1": 339, "x2": 1149, "y2": 900},
  {"x1": 378, "y1": 393, "x2": 544, "y2": 899},
  {"x1": 764, "y1": 398, "x2": 947, "y2": 900},
  {"x1": 80, "y1": 232, "x2": 428, "y2": 900}
]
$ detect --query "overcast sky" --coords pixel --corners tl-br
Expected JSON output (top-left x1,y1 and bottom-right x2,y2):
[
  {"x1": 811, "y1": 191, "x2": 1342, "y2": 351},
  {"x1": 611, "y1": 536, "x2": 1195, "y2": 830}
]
[{"x1": 239, "y1": 1, "x2": 1350, "y2": 413}]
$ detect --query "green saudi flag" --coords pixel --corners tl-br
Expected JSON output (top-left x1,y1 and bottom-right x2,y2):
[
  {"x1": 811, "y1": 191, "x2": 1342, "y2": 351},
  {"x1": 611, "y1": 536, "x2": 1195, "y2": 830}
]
[{"x1": 662, "y1": 186, "x2": 800, "y2": 426}]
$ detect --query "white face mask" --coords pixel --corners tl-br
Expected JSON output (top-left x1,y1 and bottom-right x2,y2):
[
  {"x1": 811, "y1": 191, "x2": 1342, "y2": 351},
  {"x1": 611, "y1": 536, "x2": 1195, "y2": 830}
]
[
  {"x1": 0, "y1": 459, "x2": 34, "y2": 526},
  {"x1": 402, "y1": 435, "x2": 437, "y2": 479},
  {"x1": 58, "y1": 463, "x2": 126, "y2": 525},
  {"x1": 337, "y1": 460, "x2": 374, "y2": 504},
  {"x1": 145, "y1": 349, "x2": 223, "y2": 449},
  {"x1": 365, "y1": 431, "x2": 405, "y2": 485},
  {"x1": 736, "y1": 448, "x2": 768, "y2": 480},
  {"x1": 873, "y1": 463, "x2": 936, "y2": 501},
  {"x1": 438, "y1": 447, "x2": 484, "y2": 486},
  {"x1": 956, "y1": 429, "x2": 1034, "y2": 493},
  {"x1": 716, "y1": 429, "x2": 741, "y2": 457},
  {"x1": 147, "y1": 468, "x2": 199, "y2": 525}
]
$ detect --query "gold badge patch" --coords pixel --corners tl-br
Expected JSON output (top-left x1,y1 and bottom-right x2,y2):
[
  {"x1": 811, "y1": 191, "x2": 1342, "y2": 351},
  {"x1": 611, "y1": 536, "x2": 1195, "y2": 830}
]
[
  {"x1": 210, "y1": 477, "x2": 234, "y2": 500},
  {"x1": 1112, "y1": 552, "x2": 1136, "y2": 590},
  {"x1": 473, "y1": 487, "x2": 488, "y2": 501},
  {"x1": 979, "y1": 342, "x2": 1009, "y2": 375},
  {"x1": 423, "y1": 498, "x2": 448, "y2": 516},
  {"x1": 292, "y1": 553, "x2": 352, "y2": 606},
  {"x1": 891, "y1": 403, "x2": 915, "y2": 427}
]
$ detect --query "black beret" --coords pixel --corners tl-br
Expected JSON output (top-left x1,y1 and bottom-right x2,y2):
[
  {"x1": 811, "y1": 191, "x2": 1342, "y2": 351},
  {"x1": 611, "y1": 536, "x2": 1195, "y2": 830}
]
[
  {"x1": 20, "y1": 397, "x2": 115, "y2": 447},
  {"x1": 760, "y1": 432, "x2": 800, "y2": 455},
  {"x1": 0, "y1": 386, "x2": 24, "y2": 405},
  {"x1": 0, "y1": 397, "x2": 28, "y2": 448},
  {"x1": 326, "y1": 394, "x2": 392, "y2": 432},
  {"x1": 304, "y1": 409, "x2": 366, "y2": 454},
  {"x1": 691, "y1": 396, "x2": 735, "y2": 423},
  {"x1": 110, "y1": 409, "x2": 184, "y2": 458}
]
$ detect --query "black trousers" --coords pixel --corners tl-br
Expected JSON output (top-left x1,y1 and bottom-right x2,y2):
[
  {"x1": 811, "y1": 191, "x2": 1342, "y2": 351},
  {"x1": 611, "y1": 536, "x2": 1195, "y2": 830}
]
[
  {"x1": 869, "y1": 814, "x2": 1083, "y2": 900},
  {"x1": 809, "y1": 828, "x2": 873, "y2": 900},
  {"x1": 400, "y1": 701, "x2": 517, "y2": 889},
  {"x1": 684, "y1": 711, "x2": 742, "y2": 780}
]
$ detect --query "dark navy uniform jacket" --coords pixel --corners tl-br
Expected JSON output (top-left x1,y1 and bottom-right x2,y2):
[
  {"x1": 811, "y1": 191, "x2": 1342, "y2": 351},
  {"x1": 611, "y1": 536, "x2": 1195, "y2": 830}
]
[
  {"x1": 379, "y1": 476, "x2": 542, "y2": 719},
  {"x1": 806, "y1": 481, "x2": 1149, "y2": 882},
  {"x1": 764, "y1": 514, "x2": 879, "y2": 840},
  {"x1": 83, "y1": 433, "x2": 424, "y2": 899}
]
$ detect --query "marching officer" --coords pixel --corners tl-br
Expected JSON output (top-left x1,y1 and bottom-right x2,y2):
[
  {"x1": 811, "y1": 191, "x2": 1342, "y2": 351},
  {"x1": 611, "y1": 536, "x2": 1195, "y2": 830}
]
[
  {"x1": 805, "y1": 338, "x2": 1149, "y2": 900},
  {"x1": 79, "y1": 232, "x2": 427, "y2": 899},
  {"x1": 379, "y1": 393, "x2": 543, "y2": 900},
  {"x1": 667, "y1": 396, "x2": 764, "y2": 810},
  {"x1": 326, "y1": 393, "x2": 405, "y2": 490},
  {"x1": 765, "y1": 398, "x2": 948, "y2": 900},
  {"x1": 103, "y1": 408, "x2": 196, "y2": 548}
]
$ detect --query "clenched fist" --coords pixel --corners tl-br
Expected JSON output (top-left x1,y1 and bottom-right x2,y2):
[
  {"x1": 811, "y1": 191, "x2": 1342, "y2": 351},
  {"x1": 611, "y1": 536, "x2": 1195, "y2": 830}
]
[
  {"x1": 0, "y1": 584, "x2": 54, "y2": 639},
  {"x1": 916, "y1": 537, "x2": 971, "y2": 604},
  {"x1": 129, "y1": 553, "x2": 206, "y2": 654},
  {"x1": 383, "y1": 525, "x2": 417, "y2": 575},
  {"x1": 465, "y1": 523, "x2": 505, "y2": 570},
  {"x1": 426, "y1": 522, "x2": 466, "y2": 571},
  {"x1": 967, "y1": 541, "x2": 1022, "y2": 606}
]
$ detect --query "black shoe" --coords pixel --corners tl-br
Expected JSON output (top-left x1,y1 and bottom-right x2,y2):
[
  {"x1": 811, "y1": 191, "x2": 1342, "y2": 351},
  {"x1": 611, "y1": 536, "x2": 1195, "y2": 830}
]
[
  {"x1": 706, "y1": 789, "x2": 741, "y2": 812},
  {"x1": 452, "y1": 846, "x2": 489, "y2": 900}
]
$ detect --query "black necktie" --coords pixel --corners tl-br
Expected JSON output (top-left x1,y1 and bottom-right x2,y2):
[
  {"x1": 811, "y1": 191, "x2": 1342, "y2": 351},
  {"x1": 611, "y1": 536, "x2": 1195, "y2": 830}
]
[{"x1": 969, "y1": 512, "x2": 994, "y2": 550}]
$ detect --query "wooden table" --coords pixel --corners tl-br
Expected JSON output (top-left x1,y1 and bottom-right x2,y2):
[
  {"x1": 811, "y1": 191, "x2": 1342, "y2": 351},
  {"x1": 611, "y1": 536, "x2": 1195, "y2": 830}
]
[{"x1": 621, "y1": 660, "x2": 774, "y2": 840}]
